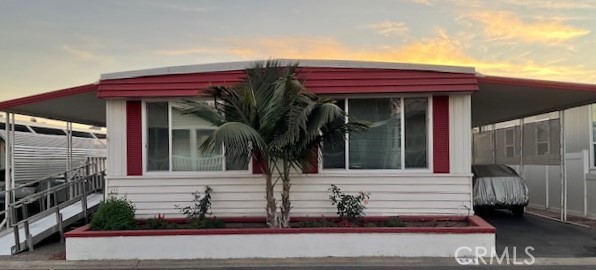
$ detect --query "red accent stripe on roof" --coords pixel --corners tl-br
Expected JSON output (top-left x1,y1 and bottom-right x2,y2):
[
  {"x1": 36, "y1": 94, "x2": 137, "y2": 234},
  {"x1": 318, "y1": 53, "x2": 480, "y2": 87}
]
[
  {"x1": 0, "y1": 84, "x2": 97, "y2": 110},
  {"x1": 98, "y1": 67, "x2": 478, "y2": 98},
  {"x1": 126, "y1": 101, "x2": 143, "y2": 176},
  {"x1": 433, "y1": 96, "x2": 450, "y2": 174}
]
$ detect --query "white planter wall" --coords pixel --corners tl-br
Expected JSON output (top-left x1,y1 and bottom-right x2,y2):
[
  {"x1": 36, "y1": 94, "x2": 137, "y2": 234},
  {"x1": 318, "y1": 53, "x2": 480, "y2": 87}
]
[{"x1": 66, "y1": 232, "x2": 494, "y2": 260}]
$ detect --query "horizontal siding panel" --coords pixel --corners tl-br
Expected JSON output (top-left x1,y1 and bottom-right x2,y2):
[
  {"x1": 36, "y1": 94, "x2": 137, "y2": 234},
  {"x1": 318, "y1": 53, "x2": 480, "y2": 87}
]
[
  {"x1": 124, "y1": 192, "x2": 468, "y2": 203},
  {"x1": 109, "y1": 175, "x2": 470, "y2": 186},
  {"x1": 112, "y1": 183, "x2": 470, "y2": 194},
  {"x1": 108, "y1": 174, "x2": 472, "y2": 217}
]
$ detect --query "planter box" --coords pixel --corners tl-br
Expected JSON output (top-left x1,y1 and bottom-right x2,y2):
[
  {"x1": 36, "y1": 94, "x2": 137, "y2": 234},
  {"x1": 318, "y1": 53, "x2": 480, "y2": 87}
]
[{"x1": 65, "y1": 216, "x2": 495, "y2": 260}]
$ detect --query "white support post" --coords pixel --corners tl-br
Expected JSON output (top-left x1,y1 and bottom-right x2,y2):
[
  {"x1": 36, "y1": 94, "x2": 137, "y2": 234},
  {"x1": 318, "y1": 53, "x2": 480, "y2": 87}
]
[
  {"x1": 520, "y1": 118, "x2": 524, "y2": 179},
  {"x1": 559, "y1": 110, "x2": 567, "y2": 222},
  {"x1": 66, "y1": 122, "x2": 73, "y2": 199},
  {"x1": 492, "y1": 124, "x2": 497, "y2": 164},
  {"x1": 9, "y1": 113, "x2": 15, "y2": 211},
  {"x1": 3, "y1": 112, "x2": 10, "y2": 229}
]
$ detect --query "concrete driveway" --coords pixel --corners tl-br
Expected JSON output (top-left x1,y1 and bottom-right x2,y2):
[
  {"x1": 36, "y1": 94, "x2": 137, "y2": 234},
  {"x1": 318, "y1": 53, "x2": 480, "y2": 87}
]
[{"x1": 480, "y1": 210, "x2": 596, "y2": 258}]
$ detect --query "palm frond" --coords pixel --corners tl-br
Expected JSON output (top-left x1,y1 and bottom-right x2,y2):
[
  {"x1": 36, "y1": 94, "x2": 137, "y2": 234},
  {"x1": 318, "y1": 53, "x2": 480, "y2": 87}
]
[
  {"x1": 199, "y1": 122, "x2": 267, "y2": 165},
  {"x1": 178, "y1": 100, "x2": 225, "y2": 126}
]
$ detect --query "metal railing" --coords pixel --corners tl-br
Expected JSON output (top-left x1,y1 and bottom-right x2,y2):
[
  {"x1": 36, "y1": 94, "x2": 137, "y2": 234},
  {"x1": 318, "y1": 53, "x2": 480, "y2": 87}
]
[{"x1": 0, "y1": 157, "x2": 105, "y2": 253}]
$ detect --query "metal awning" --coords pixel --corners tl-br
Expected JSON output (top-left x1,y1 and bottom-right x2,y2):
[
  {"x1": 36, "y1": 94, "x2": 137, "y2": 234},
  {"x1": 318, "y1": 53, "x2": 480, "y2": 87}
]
[
  {"x1": 0, "y1": 84, "x2": 105, "y2": 126},
  {"x1": 473, "y1": 75, "x2": 596, "y2": 127}
]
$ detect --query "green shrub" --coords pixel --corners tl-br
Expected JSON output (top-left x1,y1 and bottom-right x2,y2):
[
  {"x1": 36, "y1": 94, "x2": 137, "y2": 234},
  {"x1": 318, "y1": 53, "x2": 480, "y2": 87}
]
[
  {"x1": 90, "y1": 197, "x2": 136, "y2": 230},
  {"x1": 328, "y1": 184, "x2": 370, "y2": 221},
  {"x1": 144, "y1": 214, "x2": 178, "y2": 229},
  {"x1": 385, "y1": 217, "x2": 407, "y2": 227},
  {"x1": 175, "y1": 186, "x2": 213, "y2": 220}
]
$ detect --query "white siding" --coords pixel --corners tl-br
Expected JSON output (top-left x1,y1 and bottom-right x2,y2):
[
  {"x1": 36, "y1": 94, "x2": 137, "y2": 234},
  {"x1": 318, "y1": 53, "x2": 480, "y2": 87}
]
[
  {"x1": 449, "y1": 94, "x2": 472, "y2": 174},
  {"x1": 108, "y1": 173, "x2": 473, "y2": 218},
  {"x1": 564, "y1": 105, "x2": 590, "y2": 154},
  {"x1": 106, "y1": 100, "x2": 127, "y2": 177}
]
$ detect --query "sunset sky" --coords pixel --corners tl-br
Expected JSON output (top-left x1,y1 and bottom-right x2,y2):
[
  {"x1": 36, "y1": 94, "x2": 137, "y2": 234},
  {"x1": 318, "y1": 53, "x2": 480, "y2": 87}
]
[{"x1": 2, "y1": 0, "x2": 596, "y2": 101}]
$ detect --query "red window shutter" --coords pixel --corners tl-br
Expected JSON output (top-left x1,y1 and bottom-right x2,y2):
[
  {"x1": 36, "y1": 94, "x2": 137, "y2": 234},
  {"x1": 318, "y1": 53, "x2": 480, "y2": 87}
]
[
  {"x1": 302, "y1": 146, "x2": 319, "y2": 174},
  {"x1": 126, "y1": 100, "x2": 143, "y2": 176},
  {"x1": 433, "y1": 96, "x2": 450, "y2": 173},
  {"x1": 252, "y1": 151, "x2": 264, "y2": 174}
]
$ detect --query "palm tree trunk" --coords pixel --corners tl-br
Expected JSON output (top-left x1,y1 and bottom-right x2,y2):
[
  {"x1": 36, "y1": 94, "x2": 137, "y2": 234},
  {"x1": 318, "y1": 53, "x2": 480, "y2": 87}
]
[
  {"x1": 265, "y1": 172, "x2": 279, "y2": 228},
  {"x1": 280, "y1": 159, "x2": 291, "y2": 228}
]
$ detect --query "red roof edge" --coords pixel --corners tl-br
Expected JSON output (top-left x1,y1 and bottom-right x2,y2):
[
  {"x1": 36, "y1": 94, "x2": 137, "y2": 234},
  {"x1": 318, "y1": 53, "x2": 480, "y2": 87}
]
[
  {"x1": 0, "y1": 83, "x2": 98, "y2": 110},
  {"x1": 478, "y1": 75, "x2": 596, "y2": 92}
]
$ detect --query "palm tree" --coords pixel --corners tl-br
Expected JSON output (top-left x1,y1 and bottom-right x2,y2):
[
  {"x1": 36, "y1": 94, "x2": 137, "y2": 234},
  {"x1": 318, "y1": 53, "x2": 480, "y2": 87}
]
[{"x1": 185, "y1": 60, "x2": 367, "y2": 227}]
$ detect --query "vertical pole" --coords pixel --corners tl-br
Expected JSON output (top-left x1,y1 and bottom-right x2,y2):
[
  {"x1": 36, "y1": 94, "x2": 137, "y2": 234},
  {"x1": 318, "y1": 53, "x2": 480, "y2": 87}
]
[
  {"x1": 24, "y1": 220, "x2": 33, "y2": 251},
  {"x1": 559, "y1": 110, "x2": 567, "y2": 221},
  {"x1": 12, "y1": 224, "x2": 20, "y2": 254},
  {"x1": 55, "y1": 207, "x2": 64, "y2": 243},
  {"x1": 492, "y1": 124, "x2": 497, "y2": 164},
  {"x1": 520, "y1": 118, "x2": 525, "y2": 179},
  {"x1": 10, "y1": 113, "x2": 14, "y2": 198},
  {"x1": 4, "y1": 112, "x2": 10, "y2": 229},
  {"x1": 66, "y1": 122, "x2": 72, "y2": 199}
]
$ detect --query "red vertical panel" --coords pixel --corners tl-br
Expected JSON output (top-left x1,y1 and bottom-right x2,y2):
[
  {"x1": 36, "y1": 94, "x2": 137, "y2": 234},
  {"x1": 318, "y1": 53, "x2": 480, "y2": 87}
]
[
  {"x1": 252, "y1": 151, "x2": 264, "y2": 174},
  {"x1": 302, "y1": 146, "x2": 319, "y2": 174},
  {"x1": 433, "y1": 96, "x2": 450, "y2": 173},
  {"x1": 127, "y1": 100, "x2": 143, "y2": 176}
]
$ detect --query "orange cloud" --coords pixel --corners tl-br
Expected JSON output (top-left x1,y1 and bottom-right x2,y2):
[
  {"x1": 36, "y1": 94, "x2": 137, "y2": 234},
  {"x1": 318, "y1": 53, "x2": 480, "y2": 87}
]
[
  {"x1": 152, "y1": 31, "x2": 596, "y2": 84},
  {"x1": 467, "y1": 11, "x2": 590, "y2": 45}
]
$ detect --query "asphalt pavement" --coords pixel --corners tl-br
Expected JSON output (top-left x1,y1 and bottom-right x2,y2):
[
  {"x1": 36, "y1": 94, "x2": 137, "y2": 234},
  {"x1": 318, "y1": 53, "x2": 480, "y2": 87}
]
[{"x1": 479, "y1": 210, "x2": 596, "y2": 257}]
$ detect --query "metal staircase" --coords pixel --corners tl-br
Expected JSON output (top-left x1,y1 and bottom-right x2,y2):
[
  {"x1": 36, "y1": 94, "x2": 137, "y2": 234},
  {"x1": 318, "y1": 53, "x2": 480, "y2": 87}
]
[{"x1": 0, "y1": 157, "x2": 105, "y2": 255}]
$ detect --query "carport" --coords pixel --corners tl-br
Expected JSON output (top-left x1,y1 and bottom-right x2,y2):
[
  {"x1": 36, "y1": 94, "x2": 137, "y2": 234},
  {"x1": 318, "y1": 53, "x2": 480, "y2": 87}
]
[
  {"x1": 2, "y1": 61, "x2": 596, "y2": 222},
  {"x1": 0, "y1": 83, "x2": 106, "y2": 229},
  {"x1": 473, "y1": 74, "x2": 596, "y2": 221}
]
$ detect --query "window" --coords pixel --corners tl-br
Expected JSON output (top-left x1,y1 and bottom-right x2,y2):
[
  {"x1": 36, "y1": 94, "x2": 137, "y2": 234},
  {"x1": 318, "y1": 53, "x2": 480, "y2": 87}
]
[
  {"x1": 505, "y1": 128, "x2": 515, "y2": 158},
  {"x1": 146, "y1": 101, "x2": 248, "y2": 172},
  {"x1": 536, "y1": 121, "x2": 549, "y2": 155},
  {"x1": 322, "y1": 97, "x2": 429, "y2": 170}
]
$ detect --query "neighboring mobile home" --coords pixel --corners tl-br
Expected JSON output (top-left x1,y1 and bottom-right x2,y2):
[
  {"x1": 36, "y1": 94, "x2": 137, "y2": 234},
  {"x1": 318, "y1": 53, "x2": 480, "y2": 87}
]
[{"x1": 2, "y1": 60, "x2": 596, "y2": 219}]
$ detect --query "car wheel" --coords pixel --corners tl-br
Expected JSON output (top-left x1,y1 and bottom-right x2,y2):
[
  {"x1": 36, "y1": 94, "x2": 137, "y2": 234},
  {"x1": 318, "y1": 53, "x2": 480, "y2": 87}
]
[{"x1": 511, "y1": 207, "x2": 525, "y2": 217}]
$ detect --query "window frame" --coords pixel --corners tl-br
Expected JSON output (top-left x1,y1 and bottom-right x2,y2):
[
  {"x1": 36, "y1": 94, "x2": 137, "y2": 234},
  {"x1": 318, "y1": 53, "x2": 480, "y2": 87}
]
[
  {"x1": 142, "y1": 99, "x2": 251, "y2": 176},
  {"x1": 319, "y1": 94, "x2": 434, "y2": 174},
  {"x1": 504, "y1": 128, "x2": 515, "y2": 158},
  {"x1": 535, "y1": 121, "x2": 550, "y2": 156}
]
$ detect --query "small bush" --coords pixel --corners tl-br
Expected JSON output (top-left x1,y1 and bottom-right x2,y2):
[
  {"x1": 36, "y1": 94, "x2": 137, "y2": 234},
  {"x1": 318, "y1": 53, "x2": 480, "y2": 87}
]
[
  {"x1": 385, "y1": 217, "x2": 407, "y2": 227},
  {"x1": 91, "y1": 197, "x2": 136, "y2": 230},
  {"x1": 328, "y1": 184, "x2": 370, "y2": 221},
  {"x1": 175, "y1": 186, "x2": 213, "y2": 220},
  {"x1": 144, "y1": 214, "x2": 177, "y2": 229}
]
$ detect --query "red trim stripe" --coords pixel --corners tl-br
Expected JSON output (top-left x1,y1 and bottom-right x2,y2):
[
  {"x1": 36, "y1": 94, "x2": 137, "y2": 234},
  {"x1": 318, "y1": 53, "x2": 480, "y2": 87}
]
[
  {"x1": 126, "y1": 101, "x2": 143, "y2": 176},
  {"x1": 433, "y1": 96, "x2": 450, "y2": 173},
  {"x1": 0, "y1": 84, "x2": 97, "y2": 110}
]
